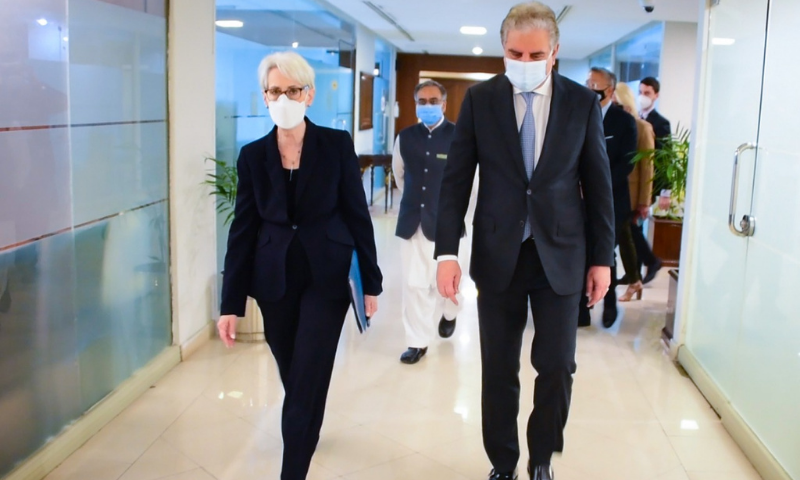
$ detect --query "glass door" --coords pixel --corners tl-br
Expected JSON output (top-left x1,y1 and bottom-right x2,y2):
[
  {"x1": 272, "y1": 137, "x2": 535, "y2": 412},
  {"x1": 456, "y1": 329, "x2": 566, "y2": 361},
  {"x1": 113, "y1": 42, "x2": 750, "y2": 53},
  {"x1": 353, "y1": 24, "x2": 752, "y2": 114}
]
[
  {"x1": 728, "y1": 0, "x2": 800, "y2": 476},
  {"x1": 683, "y1": 0, "x2": 769, "y2": 398}
]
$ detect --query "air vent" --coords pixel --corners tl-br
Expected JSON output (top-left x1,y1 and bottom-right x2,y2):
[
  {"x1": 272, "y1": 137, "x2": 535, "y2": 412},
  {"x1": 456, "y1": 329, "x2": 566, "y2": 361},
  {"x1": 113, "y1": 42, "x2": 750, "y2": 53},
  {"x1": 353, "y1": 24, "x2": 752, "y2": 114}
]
[
  {"x1": 556, "y1": 5, "x2": 572, "y2": 23},
  {"x1": 363, "y1": 1, "x2": 415, "y2": 42}
]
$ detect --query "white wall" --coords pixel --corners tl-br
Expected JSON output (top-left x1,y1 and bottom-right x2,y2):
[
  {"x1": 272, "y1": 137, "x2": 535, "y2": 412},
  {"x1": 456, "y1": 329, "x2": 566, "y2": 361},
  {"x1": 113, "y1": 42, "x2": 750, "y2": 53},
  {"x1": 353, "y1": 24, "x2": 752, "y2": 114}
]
[
  {"x1": 558, "y1": 58, "x2": 590, "y2": 84},
  {"x1": 168, "y1": 0, "x2": 218, "y2": 351},
  {"x1": 658, "y1": 21, "x2": 699, "y2": 132},
  {"x1": 353, "y1": 24, "x2": 375, "y2": 154}
]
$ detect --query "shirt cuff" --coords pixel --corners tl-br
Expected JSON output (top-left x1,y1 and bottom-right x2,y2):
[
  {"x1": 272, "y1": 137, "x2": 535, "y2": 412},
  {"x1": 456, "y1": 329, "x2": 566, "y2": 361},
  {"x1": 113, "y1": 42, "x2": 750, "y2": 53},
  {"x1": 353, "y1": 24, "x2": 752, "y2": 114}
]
[{"x1": 436, "y1": 255, "x2": 458, "y2": 262}]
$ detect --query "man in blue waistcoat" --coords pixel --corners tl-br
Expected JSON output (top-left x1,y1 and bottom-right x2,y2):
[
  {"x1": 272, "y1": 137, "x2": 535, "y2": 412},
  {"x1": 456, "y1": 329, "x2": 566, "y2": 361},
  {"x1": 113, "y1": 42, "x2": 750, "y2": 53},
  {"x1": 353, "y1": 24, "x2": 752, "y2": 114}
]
[{"x1": 392, "y1": 80, "x2": 461, "y2": 365}]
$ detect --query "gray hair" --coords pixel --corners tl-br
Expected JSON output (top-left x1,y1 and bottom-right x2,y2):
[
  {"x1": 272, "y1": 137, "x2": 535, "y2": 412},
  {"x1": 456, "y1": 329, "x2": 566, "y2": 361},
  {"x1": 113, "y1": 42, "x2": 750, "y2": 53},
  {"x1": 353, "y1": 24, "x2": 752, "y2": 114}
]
[
  {"x1": 414, "y1": 80, "x2": 447, "y2": 101},
  {"x1": 590, "y1": 67, "x2": 616, "y2": 88},
  {"x1": 258, "y1": 51, "x2": 315, "y2": 91},
  {"x1": 501, "y1": 2, "x2": 560, "y2": 50}
]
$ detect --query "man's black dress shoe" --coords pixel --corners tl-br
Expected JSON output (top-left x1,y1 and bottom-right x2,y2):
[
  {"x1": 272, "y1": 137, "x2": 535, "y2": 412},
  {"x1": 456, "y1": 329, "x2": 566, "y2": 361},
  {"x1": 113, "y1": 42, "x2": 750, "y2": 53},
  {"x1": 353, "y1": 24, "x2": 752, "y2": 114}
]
[
  {"x1": 642, "y1": 258, "x2": 663, "y2": 284},
  {"x1": 488, "y1": 469, "x2": 518, "y2": 480},
  {"x1": 529, "y1": 464, "x2": 554, "y2": 480},
  {"x1": 400, "y1": 347, "x2": 427, "y2": 364},
  {"x1": 602, "y1": 306, "x2": 619, "y2": 328},
  {"x1": 438, "y1": 316, "x2": 456, "y2": 338}
]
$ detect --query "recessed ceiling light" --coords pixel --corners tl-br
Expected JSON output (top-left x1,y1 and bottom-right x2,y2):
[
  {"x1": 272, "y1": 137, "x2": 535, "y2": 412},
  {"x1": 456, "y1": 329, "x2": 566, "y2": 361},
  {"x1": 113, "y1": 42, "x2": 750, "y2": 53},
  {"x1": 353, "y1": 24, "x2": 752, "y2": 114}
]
[
  {"x1": 37, "y1": 18, "x2": 48, "y2": 26},
  {"x1": 712, "y1": 37, "x2": 735, "y2": 46},
  {"x1": 472, "y1": 46, "x2": 484, "y2": 55},
  {"x1": 292, "y1": 41, "x2": 299, "y2": 48},
  {"x1": 461, "y1": 26, "x2": 487, "y2": 36},
  {"x1": 215, "y1": 20, "x2": 243, "y2": 28},
  {"x1": 62, "y1": 36, "x2": 69, "y2": 42}
]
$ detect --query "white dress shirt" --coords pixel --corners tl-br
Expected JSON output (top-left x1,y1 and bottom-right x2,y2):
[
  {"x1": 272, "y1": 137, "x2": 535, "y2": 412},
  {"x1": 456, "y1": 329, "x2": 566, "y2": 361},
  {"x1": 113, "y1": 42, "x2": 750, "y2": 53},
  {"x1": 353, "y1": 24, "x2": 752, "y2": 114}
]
[{"x1": 437, "y1": 75, "x2": 554, "y2": 262}]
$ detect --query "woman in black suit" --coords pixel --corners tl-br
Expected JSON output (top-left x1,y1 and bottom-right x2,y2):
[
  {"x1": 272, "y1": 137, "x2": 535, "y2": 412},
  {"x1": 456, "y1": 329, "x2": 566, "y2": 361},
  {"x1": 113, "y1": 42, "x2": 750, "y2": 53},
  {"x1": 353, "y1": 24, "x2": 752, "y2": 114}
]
[{"x1": 216, "y1": 51, "x2": 382, "y2": 480}]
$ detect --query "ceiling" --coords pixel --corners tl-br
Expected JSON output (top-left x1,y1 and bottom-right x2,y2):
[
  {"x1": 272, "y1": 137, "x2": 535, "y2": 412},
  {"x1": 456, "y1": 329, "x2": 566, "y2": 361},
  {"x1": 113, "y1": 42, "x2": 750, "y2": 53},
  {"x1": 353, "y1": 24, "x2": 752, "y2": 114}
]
[{"x1": 319, "y1": 0, "x2": 702, "y2": 59}]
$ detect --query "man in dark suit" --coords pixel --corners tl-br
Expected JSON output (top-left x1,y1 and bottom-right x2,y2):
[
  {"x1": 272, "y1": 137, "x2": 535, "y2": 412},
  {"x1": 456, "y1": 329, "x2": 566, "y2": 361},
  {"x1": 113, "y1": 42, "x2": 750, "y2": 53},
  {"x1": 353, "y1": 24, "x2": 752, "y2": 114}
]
[
  {"x1": 635, "y1": 76, "x2": 670, "y2": 283},
  {"x1": 639, "y1": 77, "x2": 671, "y2": 148},
  {"x1": 434, "y1": 3, "x2": 615, "y2": 479},
  {"x1": 578, "y1": 68, "x2": 638, "y2": 328},
  {"x1": 393, "y1": 80, "x2": 461, "y2": 365}
]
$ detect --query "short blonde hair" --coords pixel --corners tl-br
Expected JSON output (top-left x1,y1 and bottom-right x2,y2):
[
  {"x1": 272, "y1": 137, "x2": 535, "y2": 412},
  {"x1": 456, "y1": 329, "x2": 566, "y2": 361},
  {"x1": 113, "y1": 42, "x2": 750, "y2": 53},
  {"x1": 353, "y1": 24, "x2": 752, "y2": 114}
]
[
  {"x1": 615, "y1": 83, "x2": 639, "y2": 117},
  {"x1": 258, "y1": 51, "x2": 315, "y2": 91},
  {"x1": 501, "y1": 2, "x2": 560, "y2": 49}
]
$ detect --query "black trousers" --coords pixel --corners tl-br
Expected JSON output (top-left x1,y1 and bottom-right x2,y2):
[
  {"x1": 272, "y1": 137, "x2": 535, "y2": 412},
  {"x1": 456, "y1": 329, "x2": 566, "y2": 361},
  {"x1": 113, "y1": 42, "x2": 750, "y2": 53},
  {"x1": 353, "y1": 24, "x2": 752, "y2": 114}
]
[
  {"x1": 259, "y1": 239, "x2": 350, "y2": 480},
  {"x1": 632, "y1": 221, "x2": 658, "y2": 270},
  {"x1": 477, "y1": 239, "x2": 580, "y2": 470}
]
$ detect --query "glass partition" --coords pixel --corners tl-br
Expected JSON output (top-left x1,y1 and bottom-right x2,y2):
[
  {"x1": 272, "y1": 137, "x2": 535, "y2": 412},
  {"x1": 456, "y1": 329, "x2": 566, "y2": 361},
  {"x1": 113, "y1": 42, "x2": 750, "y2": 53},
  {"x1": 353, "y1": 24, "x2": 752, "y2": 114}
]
[{"x1": 0, "y1": 1, "x2": 171, "y2": 475}]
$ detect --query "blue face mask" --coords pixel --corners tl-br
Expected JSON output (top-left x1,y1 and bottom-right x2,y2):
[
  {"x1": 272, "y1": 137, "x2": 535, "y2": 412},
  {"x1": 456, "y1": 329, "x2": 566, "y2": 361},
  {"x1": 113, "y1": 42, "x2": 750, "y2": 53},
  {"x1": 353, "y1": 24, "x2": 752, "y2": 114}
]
[{"x1": 416, "y1": 104, "x2": 444, "y2": 126}]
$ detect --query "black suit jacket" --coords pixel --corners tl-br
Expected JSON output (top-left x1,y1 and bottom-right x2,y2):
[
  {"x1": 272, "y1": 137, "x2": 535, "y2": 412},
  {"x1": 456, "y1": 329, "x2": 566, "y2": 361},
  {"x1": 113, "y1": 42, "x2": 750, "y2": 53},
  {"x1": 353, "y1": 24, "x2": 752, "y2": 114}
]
[
  {"x1": 645, "y1": 109, "x2": 671, "y2": 147},
  {"x1": 603, "y1": 104, "x2": 638, "y2": 223},
  {"x1": 434, "y1": 73, "x2": 615, "y2": 296},
  {"x1": 220, "y1": 120, "x2": 383, "y2": 316}
]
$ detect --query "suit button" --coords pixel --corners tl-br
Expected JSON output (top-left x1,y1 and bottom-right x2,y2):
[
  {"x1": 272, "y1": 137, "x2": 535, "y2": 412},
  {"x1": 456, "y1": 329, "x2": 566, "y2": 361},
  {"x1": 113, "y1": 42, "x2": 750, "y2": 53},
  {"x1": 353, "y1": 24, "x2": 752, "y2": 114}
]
[
  {"x1": 422, "y1": 186, "x2": 426, "y2": 191},
  {"x1": 421, "y1": 204, "x2": 425, "y2": 208},
  {"x1": 424, "y1": 168, "x2": 428, "y2": 173},
  {"x1": 428, "y1": 135, "x2": 432, "y2": 139},
  {"x1": 292, "y1": 225, "x2": 297, "y2": 230},
  {"x1": 426, "y1": 151, "x2": 430, "y2": 156},
  {"x1": 519, "y1": 221, "x2": 525, "y2": 227},
  {"x1": 527, "y1": 189, "x2": 532, "y2": 195}
]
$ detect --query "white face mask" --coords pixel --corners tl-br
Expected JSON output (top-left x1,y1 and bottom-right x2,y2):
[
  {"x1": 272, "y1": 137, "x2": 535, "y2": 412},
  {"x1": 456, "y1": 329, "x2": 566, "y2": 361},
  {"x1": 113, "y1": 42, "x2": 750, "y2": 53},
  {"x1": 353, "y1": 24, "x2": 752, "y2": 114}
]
[
  {"x1": 638, "y1": 94, "x2": 654, "y2": 111},
  {"x1": 504, "y1": 57, "x2": 549, "y2": 92},
  {"x1": 268, "y1": 94, "x2": 307, "y2": 129}
]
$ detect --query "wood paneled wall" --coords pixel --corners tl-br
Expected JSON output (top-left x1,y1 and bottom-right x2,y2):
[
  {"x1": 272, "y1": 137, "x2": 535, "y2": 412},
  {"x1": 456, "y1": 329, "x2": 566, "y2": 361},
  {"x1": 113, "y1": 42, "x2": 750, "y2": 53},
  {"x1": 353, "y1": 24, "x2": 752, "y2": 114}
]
[{"x1": 395, "y1": 53, "x2": 505, "y2": 135}]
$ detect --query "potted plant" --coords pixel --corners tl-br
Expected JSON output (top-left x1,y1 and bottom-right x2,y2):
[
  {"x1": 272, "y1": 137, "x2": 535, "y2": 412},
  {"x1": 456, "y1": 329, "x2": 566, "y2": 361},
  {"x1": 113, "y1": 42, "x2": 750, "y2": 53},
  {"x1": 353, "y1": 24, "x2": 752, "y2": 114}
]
[
  {"x1": 631, "y1": 125, "x2": 690, "y2": 267},
  {"x1": 204, "y1": 158, "x2": 264, "y2": 342}
]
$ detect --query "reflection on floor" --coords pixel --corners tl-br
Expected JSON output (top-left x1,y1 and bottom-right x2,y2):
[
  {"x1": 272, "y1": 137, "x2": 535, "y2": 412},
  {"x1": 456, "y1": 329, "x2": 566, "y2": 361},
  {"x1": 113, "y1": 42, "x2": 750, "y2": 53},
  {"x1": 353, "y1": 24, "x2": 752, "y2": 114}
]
[{"x1": 44, "y1": 211, "x2": 762, "y2": 480}]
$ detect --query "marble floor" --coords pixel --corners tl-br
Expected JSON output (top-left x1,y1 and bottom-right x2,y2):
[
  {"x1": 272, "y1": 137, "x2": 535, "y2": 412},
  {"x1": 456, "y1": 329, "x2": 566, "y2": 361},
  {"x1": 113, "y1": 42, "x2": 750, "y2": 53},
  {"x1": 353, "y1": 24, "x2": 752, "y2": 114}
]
[{"x1": 43, "y1": 209, "x2": 762, "y2": 480}]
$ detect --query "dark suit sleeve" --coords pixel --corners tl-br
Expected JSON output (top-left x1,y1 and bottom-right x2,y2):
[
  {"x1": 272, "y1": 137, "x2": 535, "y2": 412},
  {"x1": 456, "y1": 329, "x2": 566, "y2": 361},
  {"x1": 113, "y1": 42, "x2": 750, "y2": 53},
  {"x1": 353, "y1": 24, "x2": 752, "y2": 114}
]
[
  {"x1": 434, "y1": 89, "x2": 479, "y2": 258},
  {"x1": 220, "y1": 148, "x2": 260, "y2": 317},
  {"x1": 579, "y1": 100, "x2": 616, "y2": 267},
  {"x1": 338, "y1": 132, "x2": 383, "y2": 296},
  {"x1": 610, "y1": 112, "x2": 638, "y2": 187},
  {"x1": 653, "y1": 114, "x2": 671, "y2": 150}
]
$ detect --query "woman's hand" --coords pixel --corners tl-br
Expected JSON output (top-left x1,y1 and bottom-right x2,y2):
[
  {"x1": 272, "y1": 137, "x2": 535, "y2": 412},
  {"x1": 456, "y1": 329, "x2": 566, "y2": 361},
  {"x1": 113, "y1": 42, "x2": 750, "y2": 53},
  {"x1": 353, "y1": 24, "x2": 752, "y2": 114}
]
[
  {"x1": 217, "y1": 314, "x2": 238, "y2": 348},
  {"x1": 365, "y1": 295, "x2": 378, "y2": 318}
]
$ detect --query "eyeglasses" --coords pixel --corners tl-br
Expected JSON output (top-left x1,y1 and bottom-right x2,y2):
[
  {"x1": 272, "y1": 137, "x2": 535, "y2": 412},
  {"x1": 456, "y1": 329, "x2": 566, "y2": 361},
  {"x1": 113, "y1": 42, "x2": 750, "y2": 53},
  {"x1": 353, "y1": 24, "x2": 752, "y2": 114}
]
[
  {"x1": 585, "y1": 82, "x2": 610, "y2": 90},
  {"x1": 265, "y1": 85, "x2": 309, "y2": 101},
  {"x1": 416, "y1": 98, "x2": 443, "y2": 106}
]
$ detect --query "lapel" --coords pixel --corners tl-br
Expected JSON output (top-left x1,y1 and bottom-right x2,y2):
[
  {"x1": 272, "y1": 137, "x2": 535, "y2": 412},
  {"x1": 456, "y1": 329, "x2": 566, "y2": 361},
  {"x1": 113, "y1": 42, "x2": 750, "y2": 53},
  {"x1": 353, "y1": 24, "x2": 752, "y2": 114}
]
[
  {"x1": 531, "y1": 72, "x2": 576, "y2": 188},
  {"x1": 294, "y1": 118, "x2": 318, "y2": 205},
  {"x1": 491, "y1": 75, "x2": 529, "y2": 181}
]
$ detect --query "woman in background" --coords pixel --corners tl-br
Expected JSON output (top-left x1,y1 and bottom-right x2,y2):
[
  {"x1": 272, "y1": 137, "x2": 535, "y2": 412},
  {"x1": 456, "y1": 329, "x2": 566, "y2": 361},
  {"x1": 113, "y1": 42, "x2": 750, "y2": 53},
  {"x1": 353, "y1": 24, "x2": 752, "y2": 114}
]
[{"x1": 614, "y1": 82, "x2": 655, "y2": 301}]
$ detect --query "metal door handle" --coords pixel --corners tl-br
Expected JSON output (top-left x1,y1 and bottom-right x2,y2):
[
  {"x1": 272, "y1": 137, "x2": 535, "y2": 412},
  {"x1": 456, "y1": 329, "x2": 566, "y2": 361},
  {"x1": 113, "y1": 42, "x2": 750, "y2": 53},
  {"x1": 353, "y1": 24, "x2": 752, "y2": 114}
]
[{"x1": 729, "y1": 143, "x2": 757, "y2": 237}]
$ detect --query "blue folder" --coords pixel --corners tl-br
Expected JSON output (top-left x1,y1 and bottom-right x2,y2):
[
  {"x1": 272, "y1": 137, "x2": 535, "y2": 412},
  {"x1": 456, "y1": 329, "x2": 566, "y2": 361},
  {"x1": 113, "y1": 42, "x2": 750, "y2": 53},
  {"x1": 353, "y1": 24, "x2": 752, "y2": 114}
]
[{"x1": 348, "y1": 250, "x2": 369, "y2": 333}]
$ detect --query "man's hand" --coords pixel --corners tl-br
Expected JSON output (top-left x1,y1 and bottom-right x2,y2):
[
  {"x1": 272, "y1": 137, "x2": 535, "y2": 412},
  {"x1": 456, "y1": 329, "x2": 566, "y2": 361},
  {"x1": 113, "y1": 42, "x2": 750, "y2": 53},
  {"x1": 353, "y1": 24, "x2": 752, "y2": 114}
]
[
  {"x1": 217, "y1": 314, "x2": 238, "y2": 348},
  {"x1": 585, "y1": 266, "x2": 612, "y2": 308},
  {"x1": 437, "y1": 260, "x2": 461, "y2": 305},
  {"x1": 365, "y1": 295, "x2": 378, "y2": 318}
]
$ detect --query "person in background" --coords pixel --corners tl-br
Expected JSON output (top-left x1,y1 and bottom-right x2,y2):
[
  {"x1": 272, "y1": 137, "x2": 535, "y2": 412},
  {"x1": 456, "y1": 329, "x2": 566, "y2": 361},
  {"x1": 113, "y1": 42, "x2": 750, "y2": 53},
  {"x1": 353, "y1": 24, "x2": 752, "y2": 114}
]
[
  {"x1": 392, "y1": 80, "x2": 462, "y2": 365},
  {"x1": 614, "y1": 82, "x2": 655, "y2": 301},
  {"x1": 634, "y1": 76, "x2": 668, "y2": 284},
  {"x1": 434, "y1": 3, "x2": 615, "y2": 479},
  {"x1": 216, "y1": 51, "x2": 382, "y2": 480},
  {"x1": 579, "y1": 67, "x2": 637, "y2": 328}
]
